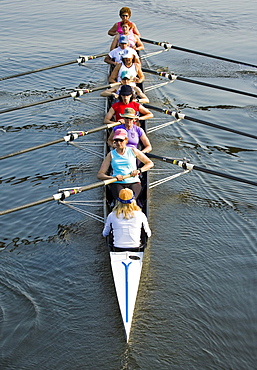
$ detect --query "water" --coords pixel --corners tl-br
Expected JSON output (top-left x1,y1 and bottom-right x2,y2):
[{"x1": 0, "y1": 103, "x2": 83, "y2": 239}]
[{"x1": 0, "y1": 0, "x2": 257, "y2": 369}]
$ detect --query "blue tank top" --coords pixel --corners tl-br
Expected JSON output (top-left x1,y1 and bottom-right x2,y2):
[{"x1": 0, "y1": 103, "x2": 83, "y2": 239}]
[{"x1": 111, "y1": 147, "x2": 139, "y2": 183}]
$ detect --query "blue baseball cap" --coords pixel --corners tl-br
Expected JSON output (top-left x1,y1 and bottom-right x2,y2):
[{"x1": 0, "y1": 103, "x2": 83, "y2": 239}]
[
  {"x1": 120, "y1": 70, "x2": 132, "y2": 79},
  {"x1": 119, "y1": 35, "x2": 129, "y2": 44}
]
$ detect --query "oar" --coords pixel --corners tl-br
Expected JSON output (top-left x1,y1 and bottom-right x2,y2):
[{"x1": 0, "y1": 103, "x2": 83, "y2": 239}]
[
  {"x1": 141, "y1": 38, "x2": 257, "y2": 69},
  {"x1": 0, "y1": 82, "x2": 120, "y2": 115},
  {"x1": 142, "y1": 68, "x2": 257, "y2": 99},
  {"x1": 0, "y1": 174, "x2": 132, "y2": 216},
  {"x1": 144, "y1": 104, "x2": 257, "y2": 140},
  {"x1": 147, "y1": 153, "x2": 257, "y2": 187},
  {"x1": 0, "y1": 52, "x2": 108, "y2": 81},
  {"x1": 0, "y1": 121, "x2": 121, "y2": 161}
]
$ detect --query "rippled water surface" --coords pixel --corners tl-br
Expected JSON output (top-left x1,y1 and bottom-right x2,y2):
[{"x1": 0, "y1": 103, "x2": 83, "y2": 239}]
[{"x1": 0, "y1": 0, "x2": 256, "y2": 369}]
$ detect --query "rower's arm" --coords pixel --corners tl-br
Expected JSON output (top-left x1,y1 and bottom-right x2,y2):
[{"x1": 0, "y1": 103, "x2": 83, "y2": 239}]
[
  {"x1": 107, "y1": 130, "x2": 117, "y2": 148},
  {"x1": 132, "y1": 23, "x2": 140, "y2": 37},
  {"x1": 97, "y1": 153, "x2": 113, "y2": 180},
  {"x1": 134, "y1": 65, "x2": 145, "y2": 84},
  {"x1": 142, "y1": 214, "x2": 151, "y2": 237},
  {"x1": 104, "y1": 55, "x2": 119, "y2": 66},
  {"x1": 134, "y1": 87, "x2": 149, "y2": 104},
  {"x1": 138, "y1": 105, "x2": 154, "y2": 121},
  {"x1": 110, "y1": 35, "x2": 119, "y2": 51},
  {"x1": 108, "y1": 23, "x2": 118, "y2": 36},
  {"x1": 109, "y1": 64, "x2": 120, "y2": 83},
  {"x1": 133, "y1": 148, "x2": 154, "y2": 171},
  {"x1": 100, "y1": 87, "x2": 118, "y2": 98},
  {"x1": 135, "y1": 36, "x2": 144, "y2": 51},
  {"x1": 104, "y1": 107, "x2": 117, "y2": 125},
  {"x1": 139, "y1": 132, "x2": 152, "y2": 153},
  {"x1": 103, "y1": 214, "x2": 113, "y2": 237}
]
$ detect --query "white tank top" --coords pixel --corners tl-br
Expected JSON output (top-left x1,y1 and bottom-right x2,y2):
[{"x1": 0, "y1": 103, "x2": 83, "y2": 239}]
[{"x1": 118, "y1": 63, "x2": 137, "y2": 87}]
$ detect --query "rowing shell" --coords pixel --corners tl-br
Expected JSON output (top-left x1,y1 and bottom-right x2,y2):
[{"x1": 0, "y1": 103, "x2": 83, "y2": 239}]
[{"x1": 103, "y1": 58, "x2": 149, "y2": 342}]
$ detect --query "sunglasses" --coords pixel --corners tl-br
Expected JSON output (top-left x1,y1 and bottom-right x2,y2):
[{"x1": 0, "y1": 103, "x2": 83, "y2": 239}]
[
  {"x1": 114, "y1": 138, "x2": 124, "y2": 142},
  {"x1": 121, "y1": 14, "x2": 129, "y2": 17}
]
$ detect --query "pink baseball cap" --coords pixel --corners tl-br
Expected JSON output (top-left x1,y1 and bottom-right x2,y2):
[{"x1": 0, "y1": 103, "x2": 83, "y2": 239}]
[{"x1": 113, "y1": 128, "x2": 128, "y2": 140}]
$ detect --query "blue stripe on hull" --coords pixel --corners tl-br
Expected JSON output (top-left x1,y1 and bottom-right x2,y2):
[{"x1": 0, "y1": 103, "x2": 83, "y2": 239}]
[{"x1": 122, "y1": 261, "x2": 132, "y2": 323}]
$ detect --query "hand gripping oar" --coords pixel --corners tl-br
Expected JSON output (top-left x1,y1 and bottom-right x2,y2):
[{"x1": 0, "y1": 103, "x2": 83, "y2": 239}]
[
  {"x1": 144, "y1": 103, "x2": 257, "y2": 141},
  {"x1": 0, "y1": 121, "x2": 121, "y2": 161},
  {"x1": 0, "y1": 82, "x2": 120, "y2": 115},
  {"x1": 0, "y1": 52, "x2": 108, "y2": 82},
  {"x1": 142, "y1": 68, "x2": 257, "y2": 100},
  {"x1": 141, "y1": 38, "x2": 257, "y2": 69},
  {"x1": 0, "y1": 174, "x2": 133, "y2": 216},
  {"x1": 147, "y1": 153, "x2": 257, "y2": 187}
]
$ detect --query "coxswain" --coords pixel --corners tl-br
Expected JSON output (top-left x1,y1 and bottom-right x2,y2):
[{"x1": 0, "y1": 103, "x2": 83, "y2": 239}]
[{"x1": 102, "y1": 188, "x2": 151, "y2": 252}]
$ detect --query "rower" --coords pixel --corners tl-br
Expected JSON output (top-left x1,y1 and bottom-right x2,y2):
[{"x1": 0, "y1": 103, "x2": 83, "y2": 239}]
[
  {"x1": 104, "y1": 84, "x2": 153, "y2": 125},
  {"x1": 108, "y1": 7, "x2": 140, "y2": 37},
  {"x1": 102, "y1": 188, "x2": 151, "y2": 252},
  {"x1": 107, "y1": 107, "x2": 152, "y2": 153},
  {"x1": 100, "y1": 70, "x2": 149, "y2": 104},
  {"x1": 97, "y1": 128, "x2": 153, "y2": 201},
  {"x1": 104, "y1": 35, "x2": 140, "y2": 67},
  {"x1": 108, "y1": 48, "x2": 144, "y2": 86},
  {"x1": 110, "y1": 20, "x2": 144, "y2": 52}
]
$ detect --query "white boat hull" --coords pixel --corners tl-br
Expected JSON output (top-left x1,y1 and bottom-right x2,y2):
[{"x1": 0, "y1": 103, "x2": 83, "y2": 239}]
[{"x1": 110, "y1": 250, "x2": 144, "y2": 342}]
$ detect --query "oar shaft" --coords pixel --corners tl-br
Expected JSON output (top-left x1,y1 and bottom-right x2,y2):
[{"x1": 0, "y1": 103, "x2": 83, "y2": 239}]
[
  {"x1": 184, "y1": 115, "x2": 257, "y2": 140},
  {"x1": 0, "y1": 60, "x2": 77, "y2": 81},
  {"x1": 177, "y1": 75, "x2": 257, "y2": 99},
  {"x1": 172, "y1": 45, "x2": 257, "y2": 69},
  {"x1": 0, "y1": 94, "x2": 71, "y2": 114},
  {"x1": 142, "y1": 68, "x2": 257, "y2": 99},
  {"x1": 0, "y1": 122, "x2": 121, "y2": 161},
  {"x1": 0, "y1": 52, "x2": 108, "y2": 82},
  {"x1": 0, "y1": 196, "x2": 55, "y2": 216},
  {"x1": 0, "y1": 82, "x2": 120, "y2": 115},
  {"x1": 0, "y1": 138, "x2": 65, "y2": 160},
  {"x1": 85, "y1": 121, "x2": 120, "y2": 135},
  {"x1": 144, "y1": 103, "x2": 257, "y2": 140},
  {"x1": 0, "y1": 175, "x2": 133, "y2": 216},
  {"x1": 147, "y1": 153, "x2": 257, "y2": 187},
  {"x1": 192, "y1": 165, "x2": 257, "y2": 187},
  {"x1": 141, "y1": 38, "x2": 257, "y2": 69}
]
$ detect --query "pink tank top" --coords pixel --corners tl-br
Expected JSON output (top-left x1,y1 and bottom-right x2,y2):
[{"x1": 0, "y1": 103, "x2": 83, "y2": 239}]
[{"x1": 117, "y1": 21, "x2": 136, "y2": 34}]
